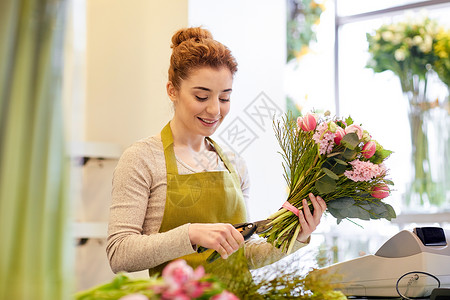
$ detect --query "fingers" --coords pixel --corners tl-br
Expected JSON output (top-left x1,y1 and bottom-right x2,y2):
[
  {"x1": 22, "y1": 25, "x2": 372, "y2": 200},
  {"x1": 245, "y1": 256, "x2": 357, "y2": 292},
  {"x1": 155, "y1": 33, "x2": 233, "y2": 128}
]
[
  {"x1": 297, "y1": 193, "x2": 327, "y2": 243},
  {"x1": 189, "y1": 223, "x2": 244, "y2": 260},
  {"x1": 213, "y1": 224, "x2": 244, "y2": 259},
  {"x1": 308, "y1": 193, "x2": 327, "y2": 223}
]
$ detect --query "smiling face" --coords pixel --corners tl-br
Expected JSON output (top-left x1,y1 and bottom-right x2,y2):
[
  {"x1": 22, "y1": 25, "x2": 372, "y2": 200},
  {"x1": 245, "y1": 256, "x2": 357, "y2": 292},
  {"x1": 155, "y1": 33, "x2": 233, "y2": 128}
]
[{"x1": 167, "y1": 66, "x2": 233, "y2": 139}]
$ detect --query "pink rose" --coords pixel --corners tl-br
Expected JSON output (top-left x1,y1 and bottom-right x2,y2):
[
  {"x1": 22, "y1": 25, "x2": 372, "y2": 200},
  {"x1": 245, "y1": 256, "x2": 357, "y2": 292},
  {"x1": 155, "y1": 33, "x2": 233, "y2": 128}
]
[
  {"x1": 185, "y1": 280, "x2": 210, "y2": 298},
  {"x1": 162, "y1": 260, "x2": 194, "y2": 290},
  {"x1": 211, "y1": 290, "x2": 240, "y2": 300},
  {"x1": 334, "y1": 127, "x2": 345, "y2": 145},
  {"x1": 161, "y1": 290, "x2": 190, "y2": 300},
  {"x1": 298, "y1": 113, "x2": 317, "y2": 131},
  {"x1": 345, "y1": 124, "x2": 364, "y2": 139},
  {"x1": 192, "y1": 265, "x2": 205, "y2": 281},
  {"x1": 362, "y1": 140, "x2": 377, "y2": 159},
  {"x1": 371, "y1": 183, "x2": 390, "y2": 199}
]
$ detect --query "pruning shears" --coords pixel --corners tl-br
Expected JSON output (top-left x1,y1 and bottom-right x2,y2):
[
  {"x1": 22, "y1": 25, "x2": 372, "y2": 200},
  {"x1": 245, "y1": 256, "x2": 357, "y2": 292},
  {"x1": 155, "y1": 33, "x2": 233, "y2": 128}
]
[{"x1": 197, "y1": 219, "x2": 273, "y2": 263}]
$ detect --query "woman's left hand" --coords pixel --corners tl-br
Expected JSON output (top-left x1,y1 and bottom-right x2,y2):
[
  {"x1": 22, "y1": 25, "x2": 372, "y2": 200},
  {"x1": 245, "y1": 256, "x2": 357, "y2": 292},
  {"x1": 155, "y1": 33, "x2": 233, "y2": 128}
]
[{"x1": 296, "y1": 193, "x2": 327, "y2": 243}]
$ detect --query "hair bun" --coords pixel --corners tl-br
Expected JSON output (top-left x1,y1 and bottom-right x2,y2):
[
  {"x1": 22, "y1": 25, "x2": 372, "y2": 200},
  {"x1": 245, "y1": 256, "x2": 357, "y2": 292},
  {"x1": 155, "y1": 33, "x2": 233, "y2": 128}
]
[{"x1": 170, "y1": 27, "x2": 213, "y2": 48}]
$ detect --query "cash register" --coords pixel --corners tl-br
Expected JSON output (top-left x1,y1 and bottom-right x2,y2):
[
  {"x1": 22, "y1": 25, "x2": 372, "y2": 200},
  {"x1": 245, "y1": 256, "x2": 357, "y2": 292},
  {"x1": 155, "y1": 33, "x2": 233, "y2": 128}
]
[{"x1": 322, "y1": 227, "x2": 450, "y2": 299}]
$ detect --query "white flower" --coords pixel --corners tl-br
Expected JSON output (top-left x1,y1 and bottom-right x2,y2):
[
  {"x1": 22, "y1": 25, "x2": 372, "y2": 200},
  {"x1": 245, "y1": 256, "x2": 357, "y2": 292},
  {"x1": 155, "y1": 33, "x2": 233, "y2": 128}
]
[
  {"x1": 394, "y1": 49, "x2": 406, "y2": 61},
  {"x1": 367, "y1": 59, "x2": 377, "y2": 68},
  {"x1": 392, "y1": 33, "x2": 403, "y2": 44},
  {"x1": 375, "y1": 32, "x2": 381, "y2": 41},
  {"x1": 381, "y1": 31, "x2": 394, "y2": 41},
  {"x1": 405, "y1": 37, "x2": 413, "y2": 46},
  {"x1": 412, "y1": 35, "x2": 423, "y2": 45},
  {"x1": 418, "y1": 35, "x2": 432, "y2": 53}
]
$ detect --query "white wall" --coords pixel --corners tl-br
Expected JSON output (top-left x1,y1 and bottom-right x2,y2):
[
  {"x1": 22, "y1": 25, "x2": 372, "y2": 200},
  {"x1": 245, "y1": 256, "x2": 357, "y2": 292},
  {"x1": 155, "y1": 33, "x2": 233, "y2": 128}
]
[
  {"x1": 189, "y1": 0, "x2": 287, "y2": 221},
  {"x1": 86, "y1": 0, "x2": 188, "y2": 151}
]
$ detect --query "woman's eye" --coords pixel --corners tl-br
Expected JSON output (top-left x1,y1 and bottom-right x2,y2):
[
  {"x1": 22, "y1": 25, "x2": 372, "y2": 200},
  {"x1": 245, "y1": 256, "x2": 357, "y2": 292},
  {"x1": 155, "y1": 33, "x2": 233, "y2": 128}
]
[
  {"x1": 220, "y1": 98, "x2": 230, "y2": 102},
  {"x1": 195, "y1": 96, "x2": 208, "y2": 101}
]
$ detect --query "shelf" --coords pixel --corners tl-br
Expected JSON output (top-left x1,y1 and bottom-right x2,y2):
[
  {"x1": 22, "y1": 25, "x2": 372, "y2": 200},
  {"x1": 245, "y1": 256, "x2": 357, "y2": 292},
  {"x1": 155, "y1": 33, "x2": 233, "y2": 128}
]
[
  {"x1": 70, "y1": 141, "x2": 122, "y2": 160},
  {"x1": 73, "y1": 222, "x2": 108, "y2": 239}
]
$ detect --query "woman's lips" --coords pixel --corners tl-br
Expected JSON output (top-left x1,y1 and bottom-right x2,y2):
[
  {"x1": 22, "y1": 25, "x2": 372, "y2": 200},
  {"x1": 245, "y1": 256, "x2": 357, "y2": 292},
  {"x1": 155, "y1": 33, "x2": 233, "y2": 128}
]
[{"x1": 198, "y1": 117, "x2": 219, "y2": 127}]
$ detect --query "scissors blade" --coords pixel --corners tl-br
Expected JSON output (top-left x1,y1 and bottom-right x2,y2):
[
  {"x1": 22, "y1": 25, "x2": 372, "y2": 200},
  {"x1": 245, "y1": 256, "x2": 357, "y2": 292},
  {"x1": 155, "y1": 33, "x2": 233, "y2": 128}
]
[{"x1": 253, "y1": 219, "x2": 273, "y2": 234}]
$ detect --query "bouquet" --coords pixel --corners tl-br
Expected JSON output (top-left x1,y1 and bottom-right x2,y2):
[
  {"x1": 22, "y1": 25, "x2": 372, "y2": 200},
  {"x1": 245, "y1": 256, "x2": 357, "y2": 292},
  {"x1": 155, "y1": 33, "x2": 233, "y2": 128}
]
[
  {"x1": 365, "y1": 13, "x2": 440, "y2": 86},
  {"x1": 260, "y1": 111, "x2": 396, "y2": 254}
]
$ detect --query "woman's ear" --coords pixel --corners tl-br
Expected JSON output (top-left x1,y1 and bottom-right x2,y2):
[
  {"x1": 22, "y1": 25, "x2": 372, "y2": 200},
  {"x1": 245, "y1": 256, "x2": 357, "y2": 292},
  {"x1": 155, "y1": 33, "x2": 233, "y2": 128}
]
[{"x1": 166, "y1": 81, "x2": 177, "y2": 102}]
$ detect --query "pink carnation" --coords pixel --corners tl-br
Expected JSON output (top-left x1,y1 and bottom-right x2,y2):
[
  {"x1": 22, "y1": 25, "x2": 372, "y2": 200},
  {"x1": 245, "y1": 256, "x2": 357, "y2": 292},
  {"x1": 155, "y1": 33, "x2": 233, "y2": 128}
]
[
  {"x1": 344, "y1": 160, "x2": 385, "y2": 182},
  {"x1": 162, "y1": 260, "x2": 194, "y2": 291},
  {"x1": 313, "y1": 122, "x2": 336, "y2": 155},
  {"x1": 211, "y1": 291, "x2": 240, "y2": 300}
]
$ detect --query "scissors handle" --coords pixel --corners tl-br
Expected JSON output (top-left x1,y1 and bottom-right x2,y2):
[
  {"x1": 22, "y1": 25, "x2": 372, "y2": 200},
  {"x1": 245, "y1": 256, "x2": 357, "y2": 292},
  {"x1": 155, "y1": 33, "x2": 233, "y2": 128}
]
[{"x1": 233, "y1": 222, "x2": 258, "y2": 240}]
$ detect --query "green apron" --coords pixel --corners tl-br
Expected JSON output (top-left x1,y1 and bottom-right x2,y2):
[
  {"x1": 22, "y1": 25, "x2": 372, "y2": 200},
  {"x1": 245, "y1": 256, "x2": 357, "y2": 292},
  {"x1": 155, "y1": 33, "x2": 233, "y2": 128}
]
[{"x1": 149, "y1": 122, "x2": 248, "y2": 278}]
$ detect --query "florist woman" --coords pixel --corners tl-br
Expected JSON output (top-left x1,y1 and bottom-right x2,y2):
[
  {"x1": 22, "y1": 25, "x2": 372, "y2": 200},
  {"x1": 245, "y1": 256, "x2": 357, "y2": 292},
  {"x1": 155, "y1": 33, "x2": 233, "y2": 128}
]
[{"x1": 106, "y1": 27, "x2": 327, "y2": 278}]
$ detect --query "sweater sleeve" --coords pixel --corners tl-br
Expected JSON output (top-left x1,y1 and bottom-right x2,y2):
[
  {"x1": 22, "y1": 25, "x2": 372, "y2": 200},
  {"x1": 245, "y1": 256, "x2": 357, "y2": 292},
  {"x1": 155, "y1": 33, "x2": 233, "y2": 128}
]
[{"x1": 106, "y1": 141, "x2": 196, "y2": 273}]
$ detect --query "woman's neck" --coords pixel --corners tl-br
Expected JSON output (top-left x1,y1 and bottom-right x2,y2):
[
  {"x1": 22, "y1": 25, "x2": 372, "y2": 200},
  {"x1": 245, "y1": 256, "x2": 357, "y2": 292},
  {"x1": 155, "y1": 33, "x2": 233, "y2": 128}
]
[
  {"x1": 169, "y1": 119, "x2": 217, "y2": 171},
  {"x1": 169, "y1": 119, "x2": 208, "y2": 152}
]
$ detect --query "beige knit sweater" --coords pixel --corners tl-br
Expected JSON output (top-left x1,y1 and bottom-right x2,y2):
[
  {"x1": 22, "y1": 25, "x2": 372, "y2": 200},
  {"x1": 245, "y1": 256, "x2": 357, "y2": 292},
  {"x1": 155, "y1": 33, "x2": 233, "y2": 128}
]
[{"x1": 106, "y1": 135, "x2": 307, "y2": 273}]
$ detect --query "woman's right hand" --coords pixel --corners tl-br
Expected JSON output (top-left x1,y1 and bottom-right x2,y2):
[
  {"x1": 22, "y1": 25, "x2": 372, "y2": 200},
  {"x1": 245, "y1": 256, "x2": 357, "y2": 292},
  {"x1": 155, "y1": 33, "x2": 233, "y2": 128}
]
[{"x1": 188, "y1": 223, "x2": 244, "y2": 259}]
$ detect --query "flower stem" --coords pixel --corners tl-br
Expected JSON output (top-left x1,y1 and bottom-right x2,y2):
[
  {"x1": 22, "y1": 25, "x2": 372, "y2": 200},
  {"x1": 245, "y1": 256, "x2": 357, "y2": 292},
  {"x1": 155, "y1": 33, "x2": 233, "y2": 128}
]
[{"x1": 287, "y1": 224, "x2": 301, "y2": 255}]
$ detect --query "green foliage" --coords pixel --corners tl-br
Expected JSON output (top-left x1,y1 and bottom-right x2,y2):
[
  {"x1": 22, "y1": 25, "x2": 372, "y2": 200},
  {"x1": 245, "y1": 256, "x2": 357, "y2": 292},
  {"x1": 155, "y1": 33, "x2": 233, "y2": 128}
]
[
  {"x1": 344, "y1": 116, "x2": 353, "y2": 126},
  {"x1": 75, "y1": 275, "x2": 160, "y2": 300},
  {"x1": 370, "y1": 148, "x2": 393, "y2": 165},
  {"x1": 327, "y1": 197, "x2": 396, "y2": 224},
  {"x1": 315, "y1": 174, "x2": 337, "y2": 194},
  {"x1": 340, "y1": 133, "x2": 359, "y2": 150}
]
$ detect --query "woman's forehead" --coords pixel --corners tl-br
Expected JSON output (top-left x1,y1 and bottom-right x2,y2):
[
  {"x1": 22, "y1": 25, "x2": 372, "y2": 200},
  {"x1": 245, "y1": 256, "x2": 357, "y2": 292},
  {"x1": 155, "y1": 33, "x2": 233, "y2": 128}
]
[{"x1": 181, "y1": 66, "x2": 233, "y2": 90}]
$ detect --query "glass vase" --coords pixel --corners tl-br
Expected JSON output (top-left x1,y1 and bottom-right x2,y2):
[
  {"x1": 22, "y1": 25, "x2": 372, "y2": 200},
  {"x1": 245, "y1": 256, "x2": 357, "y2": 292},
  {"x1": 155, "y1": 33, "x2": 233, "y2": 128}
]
[{"x1": 401, "y1": 72, "x2": 450, "y2": 211}]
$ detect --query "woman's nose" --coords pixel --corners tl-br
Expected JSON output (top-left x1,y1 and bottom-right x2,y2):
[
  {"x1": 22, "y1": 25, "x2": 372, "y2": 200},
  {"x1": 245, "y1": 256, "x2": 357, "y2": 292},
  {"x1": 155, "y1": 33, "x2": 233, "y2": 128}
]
[{"x1": 206, "y1": 98, "x2": 220, "y2": 116}]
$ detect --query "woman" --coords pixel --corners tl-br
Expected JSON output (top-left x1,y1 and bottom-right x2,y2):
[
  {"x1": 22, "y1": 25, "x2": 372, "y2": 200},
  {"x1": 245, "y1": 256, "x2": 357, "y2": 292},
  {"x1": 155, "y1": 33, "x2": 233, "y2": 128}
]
[{"x1": 106, "y1": 27, "x2": 327, "y2": 276}]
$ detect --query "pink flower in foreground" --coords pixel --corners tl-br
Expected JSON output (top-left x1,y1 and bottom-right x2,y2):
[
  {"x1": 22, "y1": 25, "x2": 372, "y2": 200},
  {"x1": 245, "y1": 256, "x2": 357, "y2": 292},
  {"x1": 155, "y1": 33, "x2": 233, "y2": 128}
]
[
  {"x1": 158, "y1": 260, "x2": 209, "y2": 299},
  {"x1": 344, "y1": 160, "x2": 385, "y2": 182},
  {"x1": 162, "y1": 260, "x2": 194, "y2": 291},
  {"x1": 184, "y1": 280, "x2": 211, "y2": 298},
  {"x1": 161, "y1": 290, "x2": 190, "y2": 300},
  {"x1": 298, "y1": 113, "x2": 317, "y2": 131},
  {"x1": 371, "y1": 183, "x2": 390, "y2": 199},
  {"x1": 345, "y1": 124, "x2": 364, "y2": 139},
  {"x1": 334, "y1": 127, "x2": 345, "y2": 145},
  {"x1": 211, "y1": 290, "x2": 240, "y2": 300},
  {"x1": 362, "y1": 140, "x2": 377, "y2": 159}
]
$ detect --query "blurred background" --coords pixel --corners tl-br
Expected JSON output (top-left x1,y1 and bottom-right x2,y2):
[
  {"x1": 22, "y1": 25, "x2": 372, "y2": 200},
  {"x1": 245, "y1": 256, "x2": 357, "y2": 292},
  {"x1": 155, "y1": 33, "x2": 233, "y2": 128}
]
[{"x1": 1, "y1": 0, "x2": 449, "y2": 297}]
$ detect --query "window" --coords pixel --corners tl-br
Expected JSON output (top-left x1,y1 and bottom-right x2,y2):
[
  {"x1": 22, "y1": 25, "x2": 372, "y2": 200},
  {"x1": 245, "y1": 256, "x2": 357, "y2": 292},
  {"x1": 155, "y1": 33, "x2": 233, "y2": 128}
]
[{"x1": 286, "y1": 0, "x2": 450, "y2": 263}]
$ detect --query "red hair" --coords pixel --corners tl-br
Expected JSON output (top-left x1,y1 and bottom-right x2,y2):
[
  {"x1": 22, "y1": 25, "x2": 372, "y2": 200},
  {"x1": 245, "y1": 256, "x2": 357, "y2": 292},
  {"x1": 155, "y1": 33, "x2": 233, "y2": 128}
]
[{"x1": 168, "y1": 27, "x2": 238, "y2": 89}]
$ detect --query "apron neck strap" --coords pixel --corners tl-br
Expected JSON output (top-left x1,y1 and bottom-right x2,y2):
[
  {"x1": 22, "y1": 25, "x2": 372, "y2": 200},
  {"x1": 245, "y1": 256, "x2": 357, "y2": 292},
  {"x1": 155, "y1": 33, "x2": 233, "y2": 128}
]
[
  {"x1": 161, "y1": 122, "x2": 178, "y2": 174},
  {"x1": 206, "y1": 137, "x2": 237, "y2": 174},
  {"x1": 161, "y1": 122, "x2": 237, "y2": 174}
]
